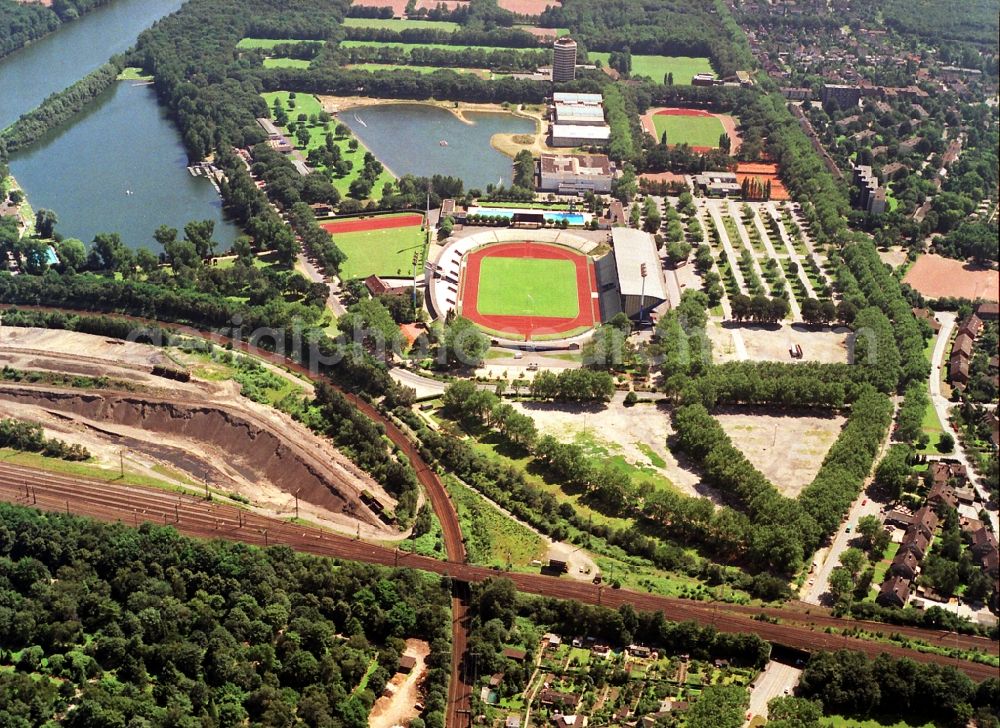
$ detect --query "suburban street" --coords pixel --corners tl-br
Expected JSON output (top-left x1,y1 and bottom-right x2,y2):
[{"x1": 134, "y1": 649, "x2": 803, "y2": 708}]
[
  {"x1": 745, "y1": 661, "x2": 803, "y2": 724},
  {"x1": 802, "y1": 489, "x2": 883, "y2": 605},
  {"x1": 927, "y1": 311, "x2": 999, "y2": 533}
]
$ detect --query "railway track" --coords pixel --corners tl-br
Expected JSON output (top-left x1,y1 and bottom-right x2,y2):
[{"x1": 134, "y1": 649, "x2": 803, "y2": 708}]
[
  {"x1": 1, "y1": 463, "x2": 996, "y2": 683},
  {"x1": 4, "y1": 307, "x2": 998, "y2": 714}
]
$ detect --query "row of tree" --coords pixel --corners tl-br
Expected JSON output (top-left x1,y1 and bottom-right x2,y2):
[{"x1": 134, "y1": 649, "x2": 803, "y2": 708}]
[
  {"x1": 0, "y1": 417, "x2": 90, "y2": 461},
  {"x1": 1, "y1": 60, "x2": 121, "y2": 152}
]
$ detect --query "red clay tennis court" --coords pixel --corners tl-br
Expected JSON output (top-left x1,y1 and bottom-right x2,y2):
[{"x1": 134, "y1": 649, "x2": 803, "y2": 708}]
[
  {"x1": 319, "y1": 213, "x2": 423, "y2": 235},
  {"x1": 458, "y1": 242, "x2": 600, "y2": 341}
]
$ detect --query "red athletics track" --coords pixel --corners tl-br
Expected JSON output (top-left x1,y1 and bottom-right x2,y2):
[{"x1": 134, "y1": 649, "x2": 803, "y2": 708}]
[
  {"x1": 319, "y1": 213, "x2": 423, "y2": 234},
  {"x1": 641, "y1": 107, "x2": 739, "y2": 154},
  {"x1": 459, "y1": 242, "x2": 600, "y2": 340}
]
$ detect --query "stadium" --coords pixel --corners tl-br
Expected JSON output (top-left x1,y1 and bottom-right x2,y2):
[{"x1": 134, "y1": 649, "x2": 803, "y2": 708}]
[{"x1": 429, "y1": 228, "x2": 668, "y2": 344}]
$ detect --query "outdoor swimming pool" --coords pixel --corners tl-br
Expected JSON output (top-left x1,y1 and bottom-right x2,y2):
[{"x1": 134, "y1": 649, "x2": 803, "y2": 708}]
[{"x1": 466, "y1": 206, "x2": 590, "y2": 225}]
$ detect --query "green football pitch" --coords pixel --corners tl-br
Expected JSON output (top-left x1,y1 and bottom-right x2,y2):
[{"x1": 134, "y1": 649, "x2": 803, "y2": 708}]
[
  {"x1": 652, "y1": 114, "x2": 725, "y2": 148},
  {"x1": 475, "y1": 257, "x2": 579, "y2": 318},
  {"x1": 332, "y1": 221, "x2": 426, "y2": 281}
]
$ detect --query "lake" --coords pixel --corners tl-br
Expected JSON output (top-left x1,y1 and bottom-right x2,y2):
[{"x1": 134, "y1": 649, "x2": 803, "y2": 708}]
[
  {"x1": 0, "y1": 0, "x2": 186, "y2": 130},
  {"x1": 11, "y1": 82, "x2": 237, "y2": 251},
  {"x1": 340, "y1": 104, "x2": 535, "y2": 190}
]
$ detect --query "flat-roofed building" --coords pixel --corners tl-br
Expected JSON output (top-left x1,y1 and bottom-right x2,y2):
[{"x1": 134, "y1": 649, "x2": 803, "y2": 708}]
[
  {"x1": 551, "y1": 124, "x2": 611, "y2": 147},
  {"x1": 609, "y1": 228, "x2": 669, "y2": 320},
  {"x1": 552, "y1": 92, "x2": 603, "y2": 106},
  {"x1": 694, "y1": 171, "x2": 741, "y2": 197},
  {"x1": 539, "y1": 153, "x2": 613, "y2": 194},
  {"x1": 554, "y1": 103, "x2": 606, "y2": 126}
]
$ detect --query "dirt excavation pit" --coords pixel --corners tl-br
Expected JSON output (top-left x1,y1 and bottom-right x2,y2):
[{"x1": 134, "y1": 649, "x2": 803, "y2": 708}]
[
  {"x1": 708, "y1": 323, "x2": 849, "y2": 364},
  {"x1": 0, "y1": 385, "x2": 401, "y2": 539},
  {"x1": 369, "y1": 639, "x2": 431, "y2": 728},
  {"x1": 713, "y1": 407, "x2": 846, "y2": 497}
]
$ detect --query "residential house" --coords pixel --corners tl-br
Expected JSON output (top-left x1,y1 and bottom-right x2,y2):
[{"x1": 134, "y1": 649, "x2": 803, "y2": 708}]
[
  {"x1": 502, "y1": 647, "x2": 527, "y2": 662},
  {"x1": 912, "y1": 505, "x2": 940, "y2": 538},
  {"x1": 912, "y1": 306, "x2": 942, "y2": 332},
  {"x1": 952, "y1": 333, "x2": 974, "y2": 359},
  {"x1": 889, "y1": 548, "x2": 920, "y2": 580},
  {"x1": 877, "y1": 574, "x2": 911, "y2": 608},
  {"x1": 927, "y1": 481, "x2": 959, "y2": 510},
  {"x1": 975, "y1": 302, "x2": 998, "y2": 321},
  {"x1": 950, "y1": 357, "x2": 970, "y2": 387},
  {"x1": 538, "y1": 690, "x2": 580, "y2": 709},
  {"x1": 900, "y1": 524, "x2": 932, "y2": 559},
  {"x1": 958, "y1": 314, "x2": 984, "y2": 339},
  {"x1": 553, "y1": 715, "x2": 587, "y2": 728}
]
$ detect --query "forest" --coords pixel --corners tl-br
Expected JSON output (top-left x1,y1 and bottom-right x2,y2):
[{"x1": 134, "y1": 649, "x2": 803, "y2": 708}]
[{"x1": 0, "y1": 502, "x2": 453, "y2": 728}]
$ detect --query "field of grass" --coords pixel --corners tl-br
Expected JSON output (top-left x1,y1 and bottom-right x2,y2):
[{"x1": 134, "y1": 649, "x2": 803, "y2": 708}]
[
  {"x1": 329, "y1": 219, "x2": 426, "y2": 280},
  {"x1": 651, "y1": 113, "x2": 725, "y2": 148},
  {"x1": 237, "y1": 37, "x2": 324, "y2": 49},
  {"x1": 822, "y1": 716, "x2": 933, "y2": 728},
  {"x1": 260, "y1": 91, "x2": 394, "y2": 198},
  {"x1": 445, "y1": 475, "x2": 546, "y2": 567},
  {"x1": 917, "y1": 397, "x2": 946, "y2": 455},
  {"x1": 588, "y1": 53, "x2": 714, "y2": 84},
  {"x1": 263, "y1": 57, "x2": 311, "y2": 69},
  {"x1": 117, "y1": 66, "x2": 153, "y2": 80},
  {"x1": 342, "y1": 17, "x2": 460, "y2": 32},
  {"x1": 476, "y1": 257, "x2": 579, "y2": 318},
  {"x1": 347, "y1": 62, "x2": 488, "y2": 77}
]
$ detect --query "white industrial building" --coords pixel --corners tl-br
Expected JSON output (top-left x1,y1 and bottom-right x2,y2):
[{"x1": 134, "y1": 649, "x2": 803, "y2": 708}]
[
  {"x1": 538, "y1": 153, "x2": 613, "y2": 194},
  {"x1": 553, "y1": 104, "x2": 606, "y2": 126},
  {"x1": 551, "y1": 124, "x2": 611, "y2": 148}
]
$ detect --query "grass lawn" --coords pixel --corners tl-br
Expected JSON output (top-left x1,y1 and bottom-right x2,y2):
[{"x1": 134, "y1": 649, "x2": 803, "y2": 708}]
[
  {"x1": 347, "y1": 62, "x2": 488, "y2": 77},
  {"x1": 330, "y1": 220, "x2": 426, "y2": 280},
  {"x1": 260, "y1": 91, "x2": 394, "y2": 198},
  {"x1": 475, "y1": 257, "x2": 579, "y2": 318},
  {"x1": 117, "y1": 66, "x2": 153, "y2": 80},
  {"x1": 342, "y1": 17, "x2": 460, "y2": 32},
  {"x1": 917, "y1": 397, "x2": 945, "y2": 455},
  {"x1": 263, "y1": 57, "x2": 311, "y2": 69},
  {"x1": 870, "y1": 542, "x2": 899, "y2": 593},
  {"x1": 651, "y1": 113, "x2": 726, "y2": 148},
  {"x1": 444, "y1": 475, "x2": 546, "y2": 567},
  {"x1": 822, "y1": 716, "x2": 933, "y2": 728},
  {"x1": 237, "y1": 37, "x2": 324, "y2": 49},
  {"x1": 588, "y1": 53, "x2": 714, "y2": 84}
]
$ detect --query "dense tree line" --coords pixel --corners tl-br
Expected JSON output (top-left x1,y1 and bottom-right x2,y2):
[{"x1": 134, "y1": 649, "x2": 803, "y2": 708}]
[
  {"x1": 895, "y1": 381, "x2": 930, "y2": 446},
  {"x1": 797, "y1": 650, "x2": 998, "y2": 728},
  {"x1": 335, "y1": 43, "x2": 548, "y2": 74},
  {"x1": 311, "y1": 383, "x2": 420, "y2": 524},
  {"x1": 1, "y1": 60, "x2": 122, "y2": 152},
  {"x1": 511, "y1": 587, "x2": 771, "y2": 667},
  {"x1": 671, "y1": 404, "x2": 815, "y2": 573},
  {"x1": 340, "y1": 26, "x2": 543, "y2": 50},
  {"x1": 0, "y1": 417, "x2": 90, "y2": 461},
  {"x1": 0, "y1": 503, "x2": 452, "y2": 728},
  {"x1": 0, "y1": 273, "x2": 396, "y2": 396},
  {"x1": 838, "y1": 242, "x2": 929, "y2": 389},
  {"x1": 798, "y1": 386, "x2": 892, "y2": 537},
  {"x1": 527, "y1": 369, "x2": 615, "y2": 402},
  {"x1": 261, "y1": 66, "x2": 550, "y2": 107},
  {"x1": 681, "y1": 361, "x2": 871, "y2": 408}
]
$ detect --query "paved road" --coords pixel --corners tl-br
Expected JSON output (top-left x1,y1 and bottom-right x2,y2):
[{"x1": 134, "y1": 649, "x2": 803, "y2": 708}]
[
  {"x1": 746, "y1": 661, "x2": 802, "y2": 724},
  {"x1": 928, "y1": 312, "x2": 998, "y2": 533},
  {"x1": 802, "y1": 491, "x2": 884, "y2": 605}
]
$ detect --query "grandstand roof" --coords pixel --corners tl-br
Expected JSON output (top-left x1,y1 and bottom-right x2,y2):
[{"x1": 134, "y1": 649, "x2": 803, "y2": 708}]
[{"x1": 611, "y1": 228, "x2": 668, "y2": 301}]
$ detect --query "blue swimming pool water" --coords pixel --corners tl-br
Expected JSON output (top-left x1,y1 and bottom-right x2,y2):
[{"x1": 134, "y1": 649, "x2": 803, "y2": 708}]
[{"x1": 467, "y1": 206, "x2": 587, "y2": 225}]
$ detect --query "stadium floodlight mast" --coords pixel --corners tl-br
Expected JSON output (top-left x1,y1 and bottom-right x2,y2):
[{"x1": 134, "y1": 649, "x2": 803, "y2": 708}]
[{"x1": 639, "y1": 262, "x2": 648, "y2": 325}]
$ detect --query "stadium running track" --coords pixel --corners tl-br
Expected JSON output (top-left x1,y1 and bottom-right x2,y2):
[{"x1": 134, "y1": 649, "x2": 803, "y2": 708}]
[
  {"x1": 319, "y1": 213, "x2": 424, "y2": 235},
  {"x1": 459, "y1": 241, "x2": 600, "y2": 340},
  {"x1": 0, "y1": 462, "x2": 996, "y2": 684},
  {"x1": 1, "y1": 306, "x2": 998, "y2": 716}
]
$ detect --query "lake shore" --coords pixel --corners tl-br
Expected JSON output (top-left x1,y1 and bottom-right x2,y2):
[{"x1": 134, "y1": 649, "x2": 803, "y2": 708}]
[{"x1": 319, "y1": 96, "x2": 551, "y2": 159}]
